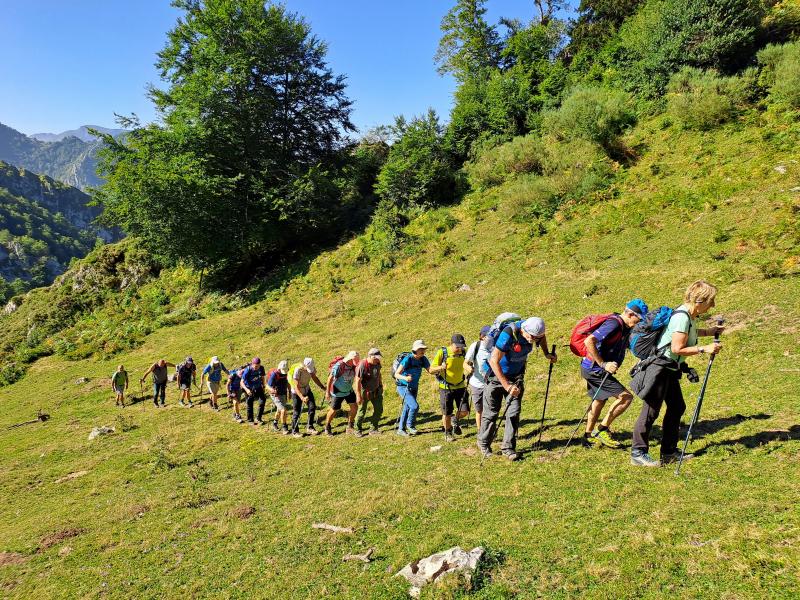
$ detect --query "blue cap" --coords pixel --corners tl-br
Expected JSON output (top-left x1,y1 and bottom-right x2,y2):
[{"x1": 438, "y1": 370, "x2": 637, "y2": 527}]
[
  {"x1": 626, "y1": 298, "x2": 648, "y2": 316},
  {"x1": 479, "y1": 325, "x2": 491, "y2": 338}
]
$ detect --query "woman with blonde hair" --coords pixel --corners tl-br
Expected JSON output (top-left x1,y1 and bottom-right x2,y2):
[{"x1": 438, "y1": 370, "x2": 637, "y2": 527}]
[{"x1": 630, "y1": 280, "x2": 725, "y2": 467}]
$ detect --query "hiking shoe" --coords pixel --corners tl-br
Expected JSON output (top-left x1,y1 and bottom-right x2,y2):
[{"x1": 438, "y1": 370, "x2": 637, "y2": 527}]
[
  {"x1": 281, "y1": 425, "x2": 289, "y2": 435},
  {"x1": 582, "y1": 433, "x2": 602, "y2": 448},
  {"x1": 660, "y1": 452, "x2": 694, "y2": 465},
  {"x1": 504, "y1": 451, "x2": 519, "y2": 462},
  {"x1": 233, "y1": 414, "x2": 243, "y2": 423},
  {"x1": 407, "y1": 427, "x2": 419, "y2": 436},
  {"x1": 324, "y1": 426, "x2": 333, "y2": 437},
  {"x1": 445, "y1": 432, "x2": 455, "y2": 442},
  {"x1": 160, "y1": 402, "x2": 166, "y2": 407},
  {"x1": 630, "y1": 451, "x2": 660, "y2": 467},
  {"x1": 595, "y1": 428, "x2": 622, "y2": 449},
  {"x1": 188, "y1": 402, "x2": 194, "y2": 408},
  {"x1": 346, "y1": 426, "x2": 356, "y2": 436},
  {"x1": 396, "y1": 429, "x2": 409, "y2": 437},
  {"x1": 307, "y1": 427, "x2": 320, "y2": 436},
  {"x1": 271, "y1": 422, "x2": 279, "y2": 433},
  {"x1": 254, "y1": 420, "x2": 264, "y2": 426},
  {"x1": 179, "y1": 400, "x2": 186, "y2": 407},
  {"x1": 453, "y1": 424, "x2": 463, "y2": 436},
  {"x1": 292, "y1": 431, "x2": 302, "y2": 438},
  {"x1": 368, "y1": 428, "x2": 381, "y2": 435},
  {"x1": 479, "y1": 446, "x2": 493, "y2": 460},
  {"x1": 354, "y1": 429, "x2": 367, "y2": 438}
]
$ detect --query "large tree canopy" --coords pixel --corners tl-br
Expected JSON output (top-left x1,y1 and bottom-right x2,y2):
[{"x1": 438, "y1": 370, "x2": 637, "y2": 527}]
[{"x1": 95, "y1": 0, "x2": 355, "y2": 280}]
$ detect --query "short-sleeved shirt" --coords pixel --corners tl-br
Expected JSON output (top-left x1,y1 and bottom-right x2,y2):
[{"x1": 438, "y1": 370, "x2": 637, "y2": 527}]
[
  {"x1": 291, "y1": 364, "x2": 313, "y2": 395},
  {"x1": 356, "y1": 360, "x2": 382, "y2": 393},
  {"x1": 267, "y1": 369, "x2": 288, "y2": 396},
  {"x1": 151, "y1": 364, "x2": 168, "y2": 384},
  {"x1": 330, "y1": 361, "x2": 357, "y2": 397},
  {"x1": 112, "y1": 371, "x2": 128, "y2": 388},
  {"x1": 177, "y1": 362, "x2": 196, "y2": 383},
  {"x1": 396, "y1": 354, "x2": 431, "y2": 390},
  {"x1": 202, "y1": 363, "x2": 227, "y2": 383},
  {"x1": 228, "y1": 372, "x2": 241, "y2": 393},
  {"x1": 240, "y1": 365, "x2": 266, "y2": 391},
  {"x1": 466, "y1": 340, "x2": 490, "y2": 389},
  {"x1": 490, "y1": 323, "x2": 534, "y2": 378},
  {"x1": 658, "y1": 305, "x2": 697, "y2": 368},
  {"x1": 580, "y1": 315, "x2": 629, "y2": 375},
  {"x1": 433, "y1": 347, "x2": 466, "y2": 390}
]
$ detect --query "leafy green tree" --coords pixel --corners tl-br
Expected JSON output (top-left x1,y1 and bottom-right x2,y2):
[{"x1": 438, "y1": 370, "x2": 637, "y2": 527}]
[
  {"x1": 435, "y1": 0, "x2": 502, "y2": 82},
  {"x1": 375, "y1": 110, "x2": 456, "y2": 209},
  {"x1": 95, "y1": 0, "x2": 354, "y2": 280}
]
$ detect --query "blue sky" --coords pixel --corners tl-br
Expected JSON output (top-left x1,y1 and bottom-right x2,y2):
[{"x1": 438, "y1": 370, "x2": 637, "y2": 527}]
[{"x1": 0, "y1": 1, "x2": 572, "y2": 136}]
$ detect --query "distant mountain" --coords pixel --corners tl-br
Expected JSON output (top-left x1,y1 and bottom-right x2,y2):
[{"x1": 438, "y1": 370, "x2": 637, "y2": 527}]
[
  {"x1": 0, "y1": 160, "x2": 118, "y2": 302},
  {"x1": 0, "y1": 122, "x2": 125, "y2": 190},
  {"x1": 31, "y1": 125, "x2": 126, "y2": 143}
]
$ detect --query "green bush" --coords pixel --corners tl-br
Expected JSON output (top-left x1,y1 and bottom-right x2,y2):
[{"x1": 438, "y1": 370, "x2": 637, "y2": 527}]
[
  {"x1": 542, "y1": 86, "x2": 636, "y2": 150},
  {"x1": 355, "y1": 200, "x2": 410, "y2": 272},
  {"x1": 758, "y1": 41, "x2": 800, "y2": 108},
  {"x1": 463, "y1": 135, "x2": 545, "y2": 190},
  {"x1": 666, "y1": 67, "x2": 758, "y2": 130}
]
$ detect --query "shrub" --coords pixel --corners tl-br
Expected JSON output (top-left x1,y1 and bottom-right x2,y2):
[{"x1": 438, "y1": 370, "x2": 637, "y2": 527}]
[
  {"x1": 355, "y1": 200, "x2": 410, "y2": 272},
  {"x1": 666, "y1": 67, "x2": 758, "y2": 130},
  {"x1": 542, "y1": 86, "x2": 636, "y2": 150},
  {"x1": 758, "y1": 41, "x2": 800, "y2": 108},
  {"x1": 463, "y1": 135, "x2": 545, "y2": 190}
]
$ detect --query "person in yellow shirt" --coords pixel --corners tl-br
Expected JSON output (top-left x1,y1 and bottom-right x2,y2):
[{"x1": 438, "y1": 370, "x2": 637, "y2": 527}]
[{"x1": 431, "y1": 334, "x2": 468, "y2": 442}]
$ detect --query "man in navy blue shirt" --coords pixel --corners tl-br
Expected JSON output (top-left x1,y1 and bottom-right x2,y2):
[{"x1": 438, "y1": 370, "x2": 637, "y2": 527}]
[
  {"x1": 240, "y1": 357, "x2": 267, "y2": 426},
  {"x1": 580, "y1": 299, "x2": 647, "y2": 448},
  {"x1": 477, "y1": 316, "x2": 557, "y2": 461}
]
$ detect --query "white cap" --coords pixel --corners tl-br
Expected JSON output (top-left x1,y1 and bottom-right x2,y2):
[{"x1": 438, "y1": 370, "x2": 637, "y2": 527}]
[
  {"x1": 278, "y1": 360, "x2": 288, "y2": 374},
  {"x1": 521, "y1": 317, "x2": 545, "y2": 337},
  {"x1": 412, "y1": 339, "x2": 428, "y2": 351},
  {"x1": 211, "y1": 356, "x2": 220, "y2": 364},
  {"x1": 303, "y1": 357, "x2": 316, "y2": 374},
  {"x1": 344, "y1": 350, "x2": 359, "y2": 362}
]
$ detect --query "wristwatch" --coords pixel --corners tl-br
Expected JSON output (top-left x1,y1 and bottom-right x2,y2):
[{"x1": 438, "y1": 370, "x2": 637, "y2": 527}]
[{"x1": 698, "y1": 346, "x2": 705, "y2": 354}]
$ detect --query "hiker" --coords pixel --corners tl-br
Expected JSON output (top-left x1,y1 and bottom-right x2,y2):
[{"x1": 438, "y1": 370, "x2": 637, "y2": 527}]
[
  {"x1": 111, "y1": 365, "x2": 129, "y2": 407},
  {"x1": 477, "y1": 316, "x2": 557, "y2": 461},
  {"x1": 324, "y1": 351, "x2": 361, "y2": 436},
  {"x1": 579, "y1": 299, "x2": 648, "y2": 449},
  {"x1": 354, "y1": 348, "x2": 384, "y2": 437},
  {"x1": 176, "y1": 357, "x2": 197, "y2": 407},
  {"x1": 240, "y1": 357, "x2": 267, "y2": 426},
  {"x1": 464, "y1": 326, "x2": 491, "y2": 430},
  {"x1": 432, "y1": 334, "x2": 469, "y2": 442},
  {"x1": 227, "y1": 366, "x2": 244, "y2": 423},
  {"x1": 201, "y1": 356, "x2": 228, "y2": 411},
  {"x1": 141, "y1": 359, "x2": 175, "y2": 407},
  {"x1": 394, "y1": 340, "x2": 433, "y2": 437},
  {"x1": 266, "y1": 360, "x2": 291, "y2": 434},
  {"x1": 289, "y1": 358, "x2": 326, "y2": 437},
  {"x1": 630, "y1": 281, "x2": 723, "y2": 467}
]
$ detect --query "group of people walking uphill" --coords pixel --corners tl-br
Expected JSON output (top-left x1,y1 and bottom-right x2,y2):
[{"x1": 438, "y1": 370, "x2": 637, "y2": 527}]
[{"x1": 113, "y1": 280, "x2": 723, "y2": 467}]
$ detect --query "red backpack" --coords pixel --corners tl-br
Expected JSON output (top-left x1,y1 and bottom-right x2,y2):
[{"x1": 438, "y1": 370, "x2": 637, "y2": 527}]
[{"x1": 569, "y1": 314, "x2": 624, "y2": 357}]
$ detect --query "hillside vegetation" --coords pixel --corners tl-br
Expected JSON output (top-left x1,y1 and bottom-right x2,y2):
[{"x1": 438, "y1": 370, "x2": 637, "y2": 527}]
[{"x1": 0, "y1": 110, "x2": 798, "y2": 598}]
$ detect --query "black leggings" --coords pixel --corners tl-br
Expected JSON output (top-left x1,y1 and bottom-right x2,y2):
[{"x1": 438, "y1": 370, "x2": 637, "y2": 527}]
[
  {"x1": 291, "y1": 390, "x2": 316, "y2": 432},
  {"x1": 632, "y1": 370, "x2": 686, "y2": 455}
]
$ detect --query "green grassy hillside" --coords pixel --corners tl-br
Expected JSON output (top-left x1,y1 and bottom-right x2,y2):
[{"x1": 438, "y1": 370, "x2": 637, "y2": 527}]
[{"x1": 0, "y1": 114, "x2": 798, "y2": 598}]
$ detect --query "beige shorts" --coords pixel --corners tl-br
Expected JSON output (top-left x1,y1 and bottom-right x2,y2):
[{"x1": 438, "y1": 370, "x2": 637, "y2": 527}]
[{"x1": 207, "y1": 381, "x2": 220, "y2": 395}]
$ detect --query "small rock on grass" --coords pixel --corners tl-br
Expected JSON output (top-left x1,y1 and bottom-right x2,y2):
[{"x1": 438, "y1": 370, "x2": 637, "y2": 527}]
[
  {"x1": 88, "y1": 426, "x2": 115, "y2": 441},
  {"x1": 396, "y1": 546, "x2": 486, "y2": 598},
  {"x1": 430, "y1": 445, "x2": 442, "y2": 452}
]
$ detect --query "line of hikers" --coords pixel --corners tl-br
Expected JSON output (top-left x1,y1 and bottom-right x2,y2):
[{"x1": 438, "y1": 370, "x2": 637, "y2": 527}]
[{"x1": 113, "y1": 280, "x2": 723, "y2": 466}]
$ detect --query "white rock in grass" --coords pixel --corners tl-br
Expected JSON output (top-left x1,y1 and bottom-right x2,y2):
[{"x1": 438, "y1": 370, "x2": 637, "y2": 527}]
[
  {"x1": 429, "y1": 445, "x2": 442, "y2": 453},
  {"x1": 396, "y1": 546, "x2": 485, "y2": 598},
  {"x1": 774, "y1": 164, "x2": 787, "y2": 174},
  {"x1": 457, "y1": 284, "x2": 472, "y2": 292},
  {"x1": 88, "y1": 426, "x2": 115, "y2": 440}
]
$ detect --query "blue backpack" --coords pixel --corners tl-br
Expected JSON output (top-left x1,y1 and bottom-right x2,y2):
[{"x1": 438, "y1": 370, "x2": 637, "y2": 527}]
[
  {"x1": 478, "y1": 313, "x2": 521, "y2": 376},
  {"x1": 629, "y1": 307, "x2": 689, "y2": 359},
  {"x1": 391, "y1": 351, "x2": 413, "y2": 382}
]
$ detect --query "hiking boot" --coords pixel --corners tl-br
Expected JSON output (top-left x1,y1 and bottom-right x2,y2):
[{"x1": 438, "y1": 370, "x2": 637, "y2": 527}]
[
  {"x1": 396, "y1": 429, "x2": 409, "y2": 437},
  {"x1": 582, "y1": 433, "x2": 602, "y2": 448},
  {"x1": 254, "y1": 420, "x2": 263, "y2": 426},
  {"x1": 160, "y1": 402, "x2": 166, "y2": 407},
  {"x1": 233, "y1": 414, "x2": 243, "y2": 423},
  {"x1": 660, "y1": 452, "x2": 694, "y2": 465},
  {"x1": 292, "y1": 431, "x2": 302, "y2": 438},
  {"x1": 324, "y1": 426, "x2": 333, "y2": 436},
  {"x1": 354, "y1": 429, "x2": 367, "y2": 438},
  {"x1": 453, "y1": 423, "x2": 463, "y2": 436},
  {"x1": 368, "y1": 427, "x2": 381, "y2": 435},
  {"x1": 179, "y1": 400, "x2": 186, "y2": 407},
  {"x1": 407, "y1": 427, "x2": 419, "y2": 436},
  {"x1": 504, "y1": 451, "x2": 519, "y2": 462},
  {"x1": 630, "y1": 451, "x2": 660, "y2": 467},
  {"x1": 281, "y1": 425, "x2": 289, "y2": 435},
  {"x1": 445, "y1": 432, "x2": 455, "y2": 442},
  {"x1": 188, "y1": 402, "x2": 194, "y2": 408},
  {"x1": 271, "y1": 422, "x2": 279, "y2": 433},
  {"x1": 595, "y1": 428, "x2": 622, "y2": 449},
  {"x1": 307, "y1": 427, "x2": 320, "y2": 436},
  {"x1": 478, "y1": 446, "x2": 493, "y2": 460}
]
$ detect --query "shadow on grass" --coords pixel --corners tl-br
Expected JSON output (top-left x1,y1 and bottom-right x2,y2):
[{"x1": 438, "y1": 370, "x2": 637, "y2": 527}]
[
  {"x1": 698, "y1": 424, "x2": 800, "y2": 452},
  {"x1": 689, "y1": 412, "x2": 771, "y2": 439}
]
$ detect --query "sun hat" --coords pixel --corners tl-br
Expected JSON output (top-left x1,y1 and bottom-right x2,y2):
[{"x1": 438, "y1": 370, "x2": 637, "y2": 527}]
[
  {"x1": 303, "y1": 357, "x2": 316, "y2": 373},
  {"x1": 412, "y1": 340, "x2": 428, "y2": 352},
  {"x1": 278, "y1": 360, "x2": 288, "y2": 374},
  {"x1": 521, "y1": 317, "x2": 545, "y2": 337}
]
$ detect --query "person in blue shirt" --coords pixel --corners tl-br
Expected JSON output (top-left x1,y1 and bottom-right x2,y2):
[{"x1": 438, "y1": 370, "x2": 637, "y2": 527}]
[
  {"x1": 580, "y1": 299, "x2": 648, "y2": 449},
  {"x1": 227, "y1": 367, "x2": 244, "y2": 423},
  {"x1": 201, "y1": 356, "x2": 228, "y2": 412},
  {"x1": 267, "y1": 360, "x2": 291, "y2": 434},
  {"x1": 240, "y1": 357, "x2": 267, "y2": 426},
  {"x1": 323, "y1": 351, "x2": 361, "y2": 436},
  {"x1": 477, "y1": 317, "x2": 557, "y2": 461},
  {"x1": 394, "y1": 340, "x2": 433, "y2": 437}
]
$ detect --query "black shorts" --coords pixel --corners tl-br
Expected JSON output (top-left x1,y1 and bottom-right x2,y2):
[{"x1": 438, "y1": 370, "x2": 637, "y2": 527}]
[
  {"x1": 439, "y1": 387, "x2": 468, "y2": 416},
  {"x1": 330, "y1": 390, "x2": 356, "y2": 411},
  {"x1": 581, "y1": 366, "x2": 627, "y2": 401}
]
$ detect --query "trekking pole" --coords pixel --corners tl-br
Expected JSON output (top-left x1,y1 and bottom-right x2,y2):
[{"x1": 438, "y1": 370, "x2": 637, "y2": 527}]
[
  {"x1": 561, "y1": 371, "x2": 610, "y2": 457},
  {"x1": 139, "y1": 379, "x2": 144, "y2": 410},
  {"x1": 675, "y1": 320, "x2": 723, "y2": 475},
  {"x1": 535, "y1": 345, "x2": 557, "y2": 451}
]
